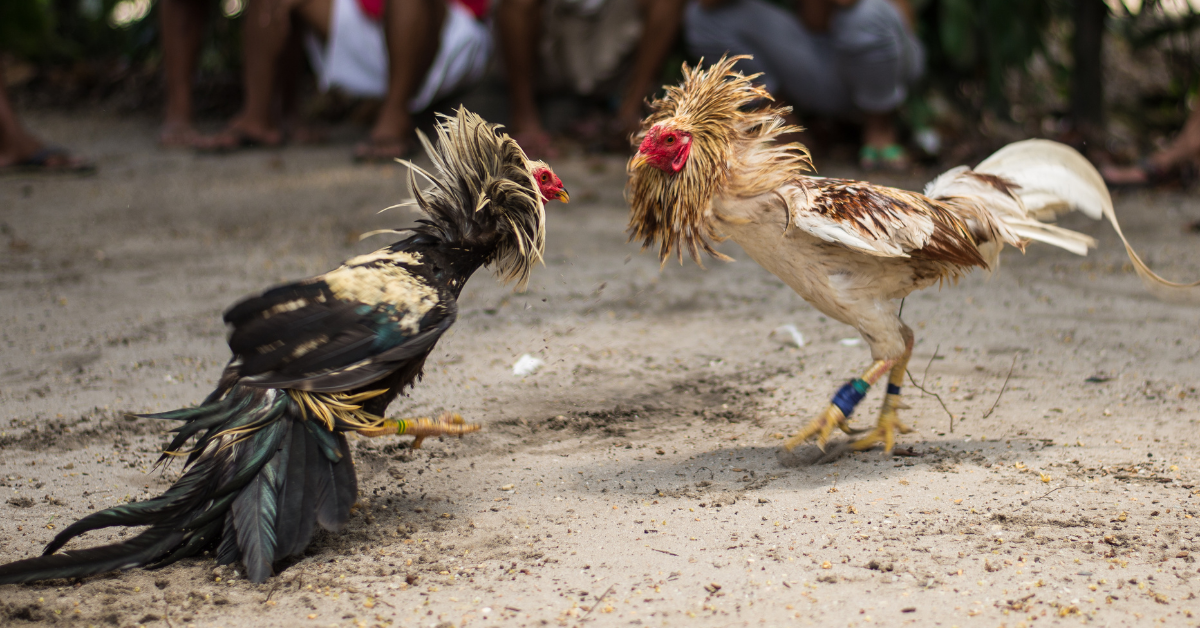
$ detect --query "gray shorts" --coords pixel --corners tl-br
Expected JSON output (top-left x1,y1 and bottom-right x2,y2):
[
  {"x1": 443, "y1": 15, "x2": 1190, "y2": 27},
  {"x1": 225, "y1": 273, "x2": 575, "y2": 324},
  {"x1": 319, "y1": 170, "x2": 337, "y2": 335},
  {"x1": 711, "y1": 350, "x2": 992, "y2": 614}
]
[{"x1": 684, "y1": 0, "x2": 924, "y2": 115}]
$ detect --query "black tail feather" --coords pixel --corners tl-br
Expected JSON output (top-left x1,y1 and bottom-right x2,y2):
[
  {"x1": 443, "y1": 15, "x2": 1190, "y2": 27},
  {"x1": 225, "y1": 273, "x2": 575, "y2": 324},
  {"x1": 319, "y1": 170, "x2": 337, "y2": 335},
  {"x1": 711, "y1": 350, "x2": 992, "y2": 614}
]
[
  {"x1": 151, "y1": 519, "x2": 223, "y2": 571},
  {"x1": 0, "y1": 527, "x2": 185, "y2": 585},
  {"x1": 303, "y1": 418, "x2": 344, "y2": 463},
  {"x1": 330, "y1": 435, "x2": 357, "y2": 530},
  {"x1": 216, "y1": 511, "x2": 241, "y2": 566},
  {"x1": 229, "y1": 421, "x2": 287, "y2": 583},
  {"x1": 0, "y1": 385, "x2": 360, "y2": 585},
  {"x1": 274, "y1": 421, "x2": 311, "y2": 559},
  {"x1": 157, "y1": 394, "x2": 256, "y2": 456}
]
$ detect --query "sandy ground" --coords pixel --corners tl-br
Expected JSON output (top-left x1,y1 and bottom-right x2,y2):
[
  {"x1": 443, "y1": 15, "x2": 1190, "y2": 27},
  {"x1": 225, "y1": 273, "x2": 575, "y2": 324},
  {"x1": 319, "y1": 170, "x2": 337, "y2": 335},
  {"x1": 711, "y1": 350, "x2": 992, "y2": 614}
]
[{"x1": 1, "y1": 112, "x2": 1199, "y2": 628}]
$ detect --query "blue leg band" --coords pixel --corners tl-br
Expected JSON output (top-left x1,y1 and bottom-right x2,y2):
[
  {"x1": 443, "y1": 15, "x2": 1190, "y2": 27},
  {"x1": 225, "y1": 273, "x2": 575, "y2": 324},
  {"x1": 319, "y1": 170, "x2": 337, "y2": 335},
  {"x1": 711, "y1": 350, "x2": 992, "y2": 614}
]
[
  {"x1": 887, "y1": 383, "x2": 902, "y2": 396},
  {"x1": 831, "y1": 379, "x2": 870, "y2": 417}
]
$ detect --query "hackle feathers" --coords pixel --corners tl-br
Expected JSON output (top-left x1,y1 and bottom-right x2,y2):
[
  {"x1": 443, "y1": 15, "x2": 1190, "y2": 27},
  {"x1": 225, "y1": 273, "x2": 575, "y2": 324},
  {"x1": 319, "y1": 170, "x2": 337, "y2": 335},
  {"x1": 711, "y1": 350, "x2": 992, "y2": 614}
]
[
  {"x1": 627, "y1": 55, "x2": 812, "y2": 265},
  {"x1": 403, "y1": 107, "x2": 546, "y2": 290}
]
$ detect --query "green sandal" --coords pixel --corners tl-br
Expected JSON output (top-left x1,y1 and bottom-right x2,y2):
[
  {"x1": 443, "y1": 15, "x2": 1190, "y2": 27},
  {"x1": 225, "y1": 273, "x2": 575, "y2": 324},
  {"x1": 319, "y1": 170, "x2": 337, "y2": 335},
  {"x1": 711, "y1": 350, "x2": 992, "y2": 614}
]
[{"x1": 859, "y1": 144, "x2": 910, "y2": 172}]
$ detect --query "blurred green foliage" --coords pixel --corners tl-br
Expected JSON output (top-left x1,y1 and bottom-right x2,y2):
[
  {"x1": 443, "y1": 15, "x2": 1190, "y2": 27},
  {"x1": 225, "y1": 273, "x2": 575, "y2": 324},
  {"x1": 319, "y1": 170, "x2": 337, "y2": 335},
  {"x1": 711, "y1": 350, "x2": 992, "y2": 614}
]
[
  {"x1": 2, "y1": 0, "x2": 241, "y2": 71},
  {"x1": 1112, "y1": 0, "x2": 1200, "y2": 103},
  {"x1": 915, "y1": 0, "x2": 1065, "y2": 116},
  {"x1": 1, "y1": 0, "x2": 157, "y2": 61},
  {"x1": 0, "y1": 0, "x2": 54, "y2": 57}
]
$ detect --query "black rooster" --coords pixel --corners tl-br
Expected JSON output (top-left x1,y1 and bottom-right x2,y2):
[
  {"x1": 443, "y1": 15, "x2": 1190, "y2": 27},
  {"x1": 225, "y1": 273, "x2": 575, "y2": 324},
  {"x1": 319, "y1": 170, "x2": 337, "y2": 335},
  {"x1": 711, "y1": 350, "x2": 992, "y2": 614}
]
[{"x1": 0, "y1": 108, "x2": 568, "y2": 585}]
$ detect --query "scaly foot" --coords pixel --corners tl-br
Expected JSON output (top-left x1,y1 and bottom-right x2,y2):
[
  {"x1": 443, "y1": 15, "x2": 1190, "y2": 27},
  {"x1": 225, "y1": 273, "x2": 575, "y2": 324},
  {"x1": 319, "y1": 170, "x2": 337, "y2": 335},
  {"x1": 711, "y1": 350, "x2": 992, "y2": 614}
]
[
  {"x1": 850, "y1": 407, "x2": 913, "y2": 453},
  {"x1": 356, "y1": 411, "x2": 480, "y2": 448},
  {"x1": 782, "y1": 405, "x2": 862, "y2": 451}
]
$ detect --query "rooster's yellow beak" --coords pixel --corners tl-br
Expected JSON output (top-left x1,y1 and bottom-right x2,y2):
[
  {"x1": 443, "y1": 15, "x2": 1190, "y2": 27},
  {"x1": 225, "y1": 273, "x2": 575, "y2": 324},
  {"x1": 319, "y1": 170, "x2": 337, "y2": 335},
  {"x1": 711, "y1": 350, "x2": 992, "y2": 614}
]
[
  {"x1": 556, "y1": 189, "x2": 570, "y2": 203},
  {"x1": 629, "y1": 152, "x2": 648, "y2": 170}
]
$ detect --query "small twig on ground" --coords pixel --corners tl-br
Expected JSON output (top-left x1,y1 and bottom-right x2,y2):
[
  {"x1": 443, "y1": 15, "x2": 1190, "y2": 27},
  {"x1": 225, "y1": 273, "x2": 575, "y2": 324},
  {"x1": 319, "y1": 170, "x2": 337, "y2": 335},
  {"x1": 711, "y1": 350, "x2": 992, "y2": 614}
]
[
  {"x1": 906, "y1": 368, "x2": 955, "y2": 434},
  {"x1": 650, "y1": 548, "x2": 679, "y2": 556},
  {"x1": 1027, "y1": 485, "x2": 1081, "y2": 505},
  {"x1": 982, "y1": 352, "x2": 1021, "y2": 419},
  {"x1": 580, "y1": 584, "x2": 615, "y2": 622},
  {"x1": 921, "y1": 345, "x2": 940, "y2": 388},
  {"x1": 163, "y1": 601, "x2": 174, "y2": 628}
]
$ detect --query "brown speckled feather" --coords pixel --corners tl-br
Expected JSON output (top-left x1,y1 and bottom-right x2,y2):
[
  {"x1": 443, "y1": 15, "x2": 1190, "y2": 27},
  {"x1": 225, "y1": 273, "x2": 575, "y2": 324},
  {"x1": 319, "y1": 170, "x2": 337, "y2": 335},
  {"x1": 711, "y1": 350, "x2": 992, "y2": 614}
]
[{"x1": 788, "y1": 178, "x2": 987, "y2": 272}]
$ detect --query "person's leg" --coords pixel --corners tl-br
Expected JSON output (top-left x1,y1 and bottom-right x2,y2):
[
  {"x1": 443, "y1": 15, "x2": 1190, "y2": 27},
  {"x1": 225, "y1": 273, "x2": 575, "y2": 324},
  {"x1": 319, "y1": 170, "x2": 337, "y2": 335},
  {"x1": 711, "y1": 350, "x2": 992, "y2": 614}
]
[
  {"x1": 610, "y1": 0, "x2": 686, "y2": 137},
  {"x1": 159, "y1": 0, "x2": 208, "y2": 147},
  {"x1": 278, "y1": 17, "x2": 328, "y2": 144},
  {"x1": 683, "y1": 0, "x2": 844, "y2": 116},
  {"x1": 355, "y1": 0, "x2": 446, "y2": 160},
  {"x1": 829, "y1": 0, "x2": 921, "y2": 165},
  {"x1": 201, "y1": 0, "x2": 326, "y2": 149},
  {"x1": 1103, "y1": 107, "x2": 1200, "y2": 185},
  {"x1": 1151, "y1": 106, "x2": 1200, "y2": 169},
  {"x1": 496, "y1": 0, "x2": 552, "y2": 157},
  {"x1": 0, "y1": 59, "x2": 91, "y2": 170}
]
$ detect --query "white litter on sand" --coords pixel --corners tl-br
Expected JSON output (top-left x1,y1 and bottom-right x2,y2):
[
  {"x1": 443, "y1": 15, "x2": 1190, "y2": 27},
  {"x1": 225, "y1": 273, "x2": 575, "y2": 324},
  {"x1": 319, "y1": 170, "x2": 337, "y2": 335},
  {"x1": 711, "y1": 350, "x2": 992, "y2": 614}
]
[
  {"x1": 512, "y1": 354, "x2": 544, "y2": 376},
  {"x1": 768, "y1": 324, "x2": 805, "y2": 348},
  {"x1": 838, "y1": 337, "x2": 862, "y2": 347}
]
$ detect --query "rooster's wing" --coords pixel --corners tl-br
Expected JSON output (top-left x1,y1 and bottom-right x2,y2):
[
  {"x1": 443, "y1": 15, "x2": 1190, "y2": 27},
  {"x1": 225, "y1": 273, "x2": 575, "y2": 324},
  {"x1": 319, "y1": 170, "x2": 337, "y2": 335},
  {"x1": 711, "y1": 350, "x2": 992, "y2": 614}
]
[
  {"x1": 780, "y1": 178, "x2": 987, "y2": 269},
  {"x1": 223, "y1": 246, "x2": 456, "y2": 393}
]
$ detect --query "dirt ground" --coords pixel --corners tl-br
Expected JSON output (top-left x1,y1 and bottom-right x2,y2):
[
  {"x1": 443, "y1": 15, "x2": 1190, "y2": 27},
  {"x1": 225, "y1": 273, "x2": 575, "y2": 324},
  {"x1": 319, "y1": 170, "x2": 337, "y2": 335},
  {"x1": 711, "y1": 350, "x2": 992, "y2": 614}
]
[{"x1": 1, "y1": 112, "x2": 1199, "y2": 628}]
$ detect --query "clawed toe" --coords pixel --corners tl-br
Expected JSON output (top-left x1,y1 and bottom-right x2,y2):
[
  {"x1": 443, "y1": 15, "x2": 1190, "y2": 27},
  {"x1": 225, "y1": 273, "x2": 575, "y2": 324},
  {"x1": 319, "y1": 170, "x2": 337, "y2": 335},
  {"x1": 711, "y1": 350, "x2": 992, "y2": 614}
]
[
  {"x1": 850, "y1": 413, "x2": 914, "y2": 453},
  {"x1": 840, "y1": 423, "x2": 870, "y2": 436},
  {"x1": 783, "y1": 406, "x2": 856, "y2": 451}
]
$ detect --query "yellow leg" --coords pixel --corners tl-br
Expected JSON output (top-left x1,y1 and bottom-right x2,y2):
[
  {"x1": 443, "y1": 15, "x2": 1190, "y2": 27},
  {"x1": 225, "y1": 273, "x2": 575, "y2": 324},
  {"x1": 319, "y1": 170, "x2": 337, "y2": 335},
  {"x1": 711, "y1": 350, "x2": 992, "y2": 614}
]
[
  {"x1": 783, "y1": 358, "x2": 895, "y2": 451},
  {"x1": 356, "y1": 411, "x2": 480, "y2": 448},
  {"x1": 851, "y1": 344, "x2": 915, "y2": 453}
]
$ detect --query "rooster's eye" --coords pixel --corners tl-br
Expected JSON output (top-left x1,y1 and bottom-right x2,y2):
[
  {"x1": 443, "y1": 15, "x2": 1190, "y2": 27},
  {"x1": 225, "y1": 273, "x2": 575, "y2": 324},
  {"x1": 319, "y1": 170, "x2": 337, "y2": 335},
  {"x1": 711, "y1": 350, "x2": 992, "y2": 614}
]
[
  {"x1": 665, "y1": 136, "x2": 675, "y2": 144},
  {"x1": 540, "y1": 173, "x2": 548, "y2": 182}
]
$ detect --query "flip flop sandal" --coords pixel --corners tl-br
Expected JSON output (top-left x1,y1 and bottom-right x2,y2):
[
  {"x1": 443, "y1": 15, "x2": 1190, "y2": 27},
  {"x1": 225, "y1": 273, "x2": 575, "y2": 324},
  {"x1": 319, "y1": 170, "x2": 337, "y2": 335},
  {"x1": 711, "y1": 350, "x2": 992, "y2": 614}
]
[
  {"x1": 877, "y1": 144, "x2": 910, "y2": 171},
  {"x1": 194, "y1": 129, "x2": 282, "y2": 154},
  {"x1": 3, "y1": 146, "x2": 96, "y2": 175},
  {"x1": 859, "y1": 145, "x2": 881, "y2": 171},
  {"x1": 860, "y1": 144, "x2": 911, "y2": 172}
]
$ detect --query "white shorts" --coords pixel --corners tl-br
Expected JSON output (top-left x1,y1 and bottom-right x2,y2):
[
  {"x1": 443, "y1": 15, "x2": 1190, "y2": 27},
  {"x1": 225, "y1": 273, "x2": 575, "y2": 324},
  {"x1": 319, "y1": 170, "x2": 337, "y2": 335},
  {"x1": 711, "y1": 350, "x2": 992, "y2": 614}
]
[{"x1": 305, "y1": 0, "x2": 491, "y2": 112}]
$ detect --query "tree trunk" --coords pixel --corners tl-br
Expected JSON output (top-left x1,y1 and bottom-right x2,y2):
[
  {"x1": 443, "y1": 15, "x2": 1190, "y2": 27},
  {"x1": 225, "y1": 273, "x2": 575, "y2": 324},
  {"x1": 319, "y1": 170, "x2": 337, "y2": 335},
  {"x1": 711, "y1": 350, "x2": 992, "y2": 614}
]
[{"x1": 1071, "y1": 0, "x2": 1106, "y2": 139}]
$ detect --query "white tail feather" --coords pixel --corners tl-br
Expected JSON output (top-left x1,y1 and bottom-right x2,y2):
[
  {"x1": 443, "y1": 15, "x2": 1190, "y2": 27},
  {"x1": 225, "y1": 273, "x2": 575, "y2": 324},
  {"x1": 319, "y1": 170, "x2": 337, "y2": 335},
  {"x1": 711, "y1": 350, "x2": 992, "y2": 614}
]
[{"x1": 929, "y1": 139, "x2": 1200, "y2": 302}]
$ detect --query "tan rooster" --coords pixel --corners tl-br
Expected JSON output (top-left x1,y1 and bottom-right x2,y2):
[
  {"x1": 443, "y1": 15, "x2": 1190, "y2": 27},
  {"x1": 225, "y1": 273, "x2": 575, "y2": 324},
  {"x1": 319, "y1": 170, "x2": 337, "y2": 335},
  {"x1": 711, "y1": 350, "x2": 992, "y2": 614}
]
[{"x1": 627, "y1": 56, "x2": 1199, "y2": 454}]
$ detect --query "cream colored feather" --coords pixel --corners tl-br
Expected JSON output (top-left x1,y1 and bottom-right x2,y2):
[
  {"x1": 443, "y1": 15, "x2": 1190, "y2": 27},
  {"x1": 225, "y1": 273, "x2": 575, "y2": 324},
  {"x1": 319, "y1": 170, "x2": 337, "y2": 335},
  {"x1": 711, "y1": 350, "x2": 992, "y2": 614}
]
[{"x1": 927, "y1": 139, "x2": 1200, "y2": 302}]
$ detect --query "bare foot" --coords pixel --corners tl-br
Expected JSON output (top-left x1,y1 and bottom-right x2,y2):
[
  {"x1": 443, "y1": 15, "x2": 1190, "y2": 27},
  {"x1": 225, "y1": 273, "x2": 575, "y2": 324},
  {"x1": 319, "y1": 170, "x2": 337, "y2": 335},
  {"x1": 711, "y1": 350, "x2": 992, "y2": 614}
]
[
  {"x1": 195, "y1": 120, "x2": 283, "y2": 153},
  {"x1": 353, "y1": 137, "x2": 413, "y2": 163},
  {"x1": 0, "y1": 145, "x2": 95, "y2": 174},
  {"x1": 1100, "y1": 155, "x2": 1180, "y2": 187},
  {"x1": 1100, "y1": 163, "x2": 1152, "y2": 187}
]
